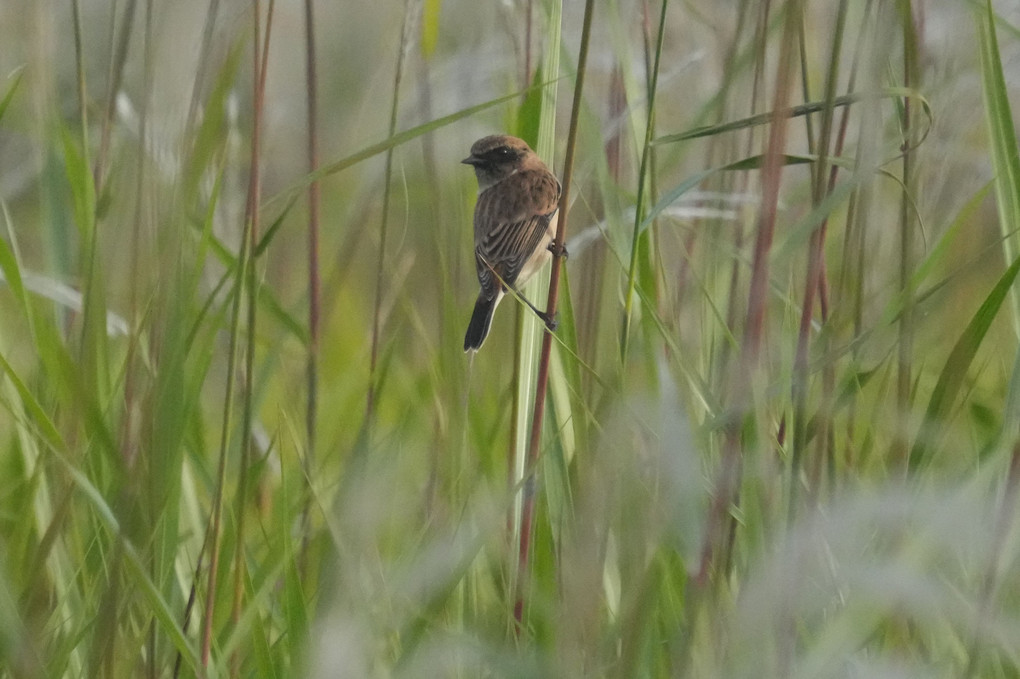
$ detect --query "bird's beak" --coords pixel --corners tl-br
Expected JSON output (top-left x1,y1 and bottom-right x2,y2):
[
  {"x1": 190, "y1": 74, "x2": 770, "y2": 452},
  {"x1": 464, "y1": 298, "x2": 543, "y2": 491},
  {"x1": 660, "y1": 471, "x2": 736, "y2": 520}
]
[{"x1": 461, "y1": 155, "x2": 481, "y2": 166}]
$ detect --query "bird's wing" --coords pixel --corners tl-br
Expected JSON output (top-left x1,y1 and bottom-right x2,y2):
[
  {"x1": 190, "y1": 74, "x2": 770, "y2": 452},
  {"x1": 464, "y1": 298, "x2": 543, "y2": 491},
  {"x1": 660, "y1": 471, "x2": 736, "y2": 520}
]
[{"x1": 474, "y1": 170, "x2": 560, "y2": 295}]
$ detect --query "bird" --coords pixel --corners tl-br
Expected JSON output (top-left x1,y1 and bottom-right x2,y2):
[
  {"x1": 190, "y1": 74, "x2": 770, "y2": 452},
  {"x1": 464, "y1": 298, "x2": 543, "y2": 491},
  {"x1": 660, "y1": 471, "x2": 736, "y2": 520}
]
[{"x1": 461, "y1": 134, "x2": 562, "y2": 352}]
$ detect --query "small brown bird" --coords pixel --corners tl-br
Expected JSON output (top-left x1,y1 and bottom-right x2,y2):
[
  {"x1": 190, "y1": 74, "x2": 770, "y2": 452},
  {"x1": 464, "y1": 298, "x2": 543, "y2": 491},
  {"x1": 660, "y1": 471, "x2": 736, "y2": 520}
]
[{"x1": 461, "y1": 135, "x2": 562, "y2": 352}]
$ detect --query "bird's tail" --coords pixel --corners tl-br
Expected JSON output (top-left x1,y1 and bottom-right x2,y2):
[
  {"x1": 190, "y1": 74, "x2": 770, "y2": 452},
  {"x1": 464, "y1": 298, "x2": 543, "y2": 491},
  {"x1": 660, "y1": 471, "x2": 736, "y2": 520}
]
[{"x1": 464, "y1": 294, "x2": 497, "y2": 352}]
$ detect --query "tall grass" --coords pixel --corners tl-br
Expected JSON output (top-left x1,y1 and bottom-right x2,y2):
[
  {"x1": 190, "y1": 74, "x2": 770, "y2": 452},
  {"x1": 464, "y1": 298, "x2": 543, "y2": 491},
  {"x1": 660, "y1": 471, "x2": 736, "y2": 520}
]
[{"x1": 0, "y1": 1, "x2": 1019, "y2": 677}]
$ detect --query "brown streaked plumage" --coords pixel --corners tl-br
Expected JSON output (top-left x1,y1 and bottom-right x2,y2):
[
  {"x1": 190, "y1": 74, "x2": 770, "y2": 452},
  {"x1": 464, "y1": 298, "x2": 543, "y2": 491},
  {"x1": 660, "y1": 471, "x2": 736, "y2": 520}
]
[{"x1": 461, "y1": 135, "x2": 561, "y2": 352}]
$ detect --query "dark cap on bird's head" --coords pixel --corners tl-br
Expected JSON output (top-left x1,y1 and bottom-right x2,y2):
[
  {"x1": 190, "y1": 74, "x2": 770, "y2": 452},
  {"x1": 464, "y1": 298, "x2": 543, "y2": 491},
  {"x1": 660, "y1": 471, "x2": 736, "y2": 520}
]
[{"x1": 461, "y1": 135, "x2": 533, "y2": 167}]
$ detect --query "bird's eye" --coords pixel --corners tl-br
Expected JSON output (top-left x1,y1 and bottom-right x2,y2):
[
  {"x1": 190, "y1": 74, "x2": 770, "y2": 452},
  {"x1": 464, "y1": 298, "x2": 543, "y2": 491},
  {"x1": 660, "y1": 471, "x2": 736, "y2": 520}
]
[{"x1": 497, "y1": 147, "x2": 511, "y2": 156}]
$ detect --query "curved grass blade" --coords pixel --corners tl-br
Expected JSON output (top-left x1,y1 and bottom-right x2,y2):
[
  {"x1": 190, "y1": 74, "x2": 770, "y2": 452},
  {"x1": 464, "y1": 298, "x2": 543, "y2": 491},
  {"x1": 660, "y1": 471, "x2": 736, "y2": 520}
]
[
  {"x1": 652, "y1": 88, "x2": 931, "y2": 148},
  {"x1": 263, "y1": 80, "x2": 564, "y2": 214}
]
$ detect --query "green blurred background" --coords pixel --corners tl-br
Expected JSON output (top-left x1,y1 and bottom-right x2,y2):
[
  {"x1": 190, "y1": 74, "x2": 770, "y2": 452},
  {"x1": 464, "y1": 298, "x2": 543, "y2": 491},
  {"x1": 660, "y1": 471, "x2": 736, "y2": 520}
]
[{"x1": 0, "y1": 1, "x2": 1020, "y2": 677}]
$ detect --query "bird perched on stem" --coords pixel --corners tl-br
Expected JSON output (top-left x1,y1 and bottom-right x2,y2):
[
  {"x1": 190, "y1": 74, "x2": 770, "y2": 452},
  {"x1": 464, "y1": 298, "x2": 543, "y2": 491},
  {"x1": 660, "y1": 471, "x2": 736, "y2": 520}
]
[{"x1": 461, "y1": 134, "x2": 562, "y2": 352}]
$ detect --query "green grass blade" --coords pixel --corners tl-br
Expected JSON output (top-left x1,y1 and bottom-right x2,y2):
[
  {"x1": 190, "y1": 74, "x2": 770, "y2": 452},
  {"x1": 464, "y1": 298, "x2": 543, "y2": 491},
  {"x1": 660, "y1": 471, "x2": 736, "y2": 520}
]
[
  {"x1": 908, "y1": 253, "x2": 1020, "y2": 471},
  {"x1": 652, "y1": 88, "x2": 931, "y2": 145},
  {"x1": 264, "y1": 81, "x2": 564, "y2": 214},
  {"x1": 0, "y1": 66, "x2": 23, "y2": 124},
  {"x1": 974, "y1": 0, "x2": 1020, "y2": 335}
]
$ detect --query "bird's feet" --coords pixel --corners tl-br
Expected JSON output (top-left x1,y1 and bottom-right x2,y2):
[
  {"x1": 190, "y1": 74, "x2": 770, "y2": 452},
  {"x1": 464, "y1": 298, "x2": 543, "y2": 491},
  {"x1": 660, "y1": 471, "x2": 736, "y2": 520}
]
[
  {"x1": 540, "y1": 311, "x2": 560, "y2": 332},
  {"x1": 548, "y1": 241, "x2": 569, "y2": 259}
]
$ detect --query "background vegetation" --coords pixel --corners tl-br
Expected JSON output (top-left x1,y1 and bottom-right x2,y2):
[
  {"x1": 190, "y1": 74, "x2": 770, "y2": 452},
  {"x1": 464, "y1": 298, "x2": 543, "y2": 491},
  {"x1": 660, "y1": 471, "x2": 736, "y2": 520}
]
[{"x1": 0, "y1": 0, "x2": 1019, "y2": 677}]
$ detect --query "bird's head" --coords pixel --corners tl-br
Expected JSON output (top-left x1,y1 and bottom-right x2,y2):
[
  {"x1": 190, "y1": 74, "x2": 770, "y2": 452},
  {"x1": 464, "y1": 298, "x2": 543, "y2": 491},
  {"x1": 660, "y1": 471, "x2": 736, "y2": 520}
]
[{"x1": 461, "y1": 135, "x2": 534, "y2": 191}]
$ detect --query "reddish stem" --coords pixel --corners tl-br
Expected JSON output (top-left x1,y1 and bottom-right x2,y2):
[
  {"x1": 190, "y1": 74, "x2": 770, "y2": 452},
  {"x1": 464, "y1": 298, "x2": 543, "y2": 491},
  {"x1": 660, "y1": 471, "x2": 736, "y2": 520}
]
[{"x1": 513, "y1": 0, "x2": 596, "y2": 634}]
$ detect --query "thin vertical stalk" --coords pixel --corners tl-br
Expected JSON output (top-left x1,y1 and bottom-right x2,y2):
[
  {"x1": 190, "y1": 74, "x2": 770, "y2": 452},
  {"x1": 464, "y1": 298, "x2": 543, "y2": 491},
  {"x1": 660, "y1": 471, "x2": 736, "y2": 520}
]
[
  {"x1": 70, "y1": 0, "x2": 89, "y2": 151},
  {"x1": 366, "y1": 0, "x2": 415, "y2": 428},
  {"x1": 620, "y1": 0, "x2": 668, "y2": 362},
  {"x1": 175, "y1": 524, "x2": 209, "y2": 678},
  {"x1": 118, "y1": 0, "x2": 149, "y2": 473},
  {"x1": 688, "y1": 0, "x2": 766, "y2": 598},
  {"x1": 70, "y1": 0, "x2": 104, "y2": 382},
  {"x1": 524, "y1": 0, "x2": 533, "y2": 92},
  {"x1": 301, "y1": 0, "x2": 320, "y2": 565},
  {"x1": 837, "y1": 2, "x2": 878, "y2": 478},
  {"x1": 231, "y1": 4, "x2": 274, "y2": 676},
  {"x1": 796, "y1": 5, "x2": 815, "y2": 153},
  {"x1": 790, "y1": 0, "x2": 847, "y2": 516},
  {"x1": 200, "y1": 289, "x2": 245, "y2": 666},
  {"x1": 185, "y1": 0, "x2": 221, "y2": 142},
  {"x1": 578, "y1": 64, "x2": 625, "y2": 381},
  {"x1": 201, "y1": 132, "x2": 246, "y2": 672},
  {"x1": 744, "y1": 13, "x2": 797, "y2": 355},
  {"x1": 714, "y1": 0, "x2": 764, "y2": 395},
  {"x1": 513, "y1": 0, "x2": 595, "y2": 634},
  {"x1": 818, "y1": 0, "x2": 873, "y2": 494},
  {"x1": 95, "y1": 0, "x2": 137, "y2": 191},
  {"x1": 132, "y1": 1, "x2": 154, "y2": 675},
  {"x1": 896, "y1": 0, "x2": 919, "y2": 474},
  {"x1": 698, "y1": 0, "x2": 801, "y2": 584},
  {"x1": 199, "y1": 1, "x2": 273, "y2": 669}
]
